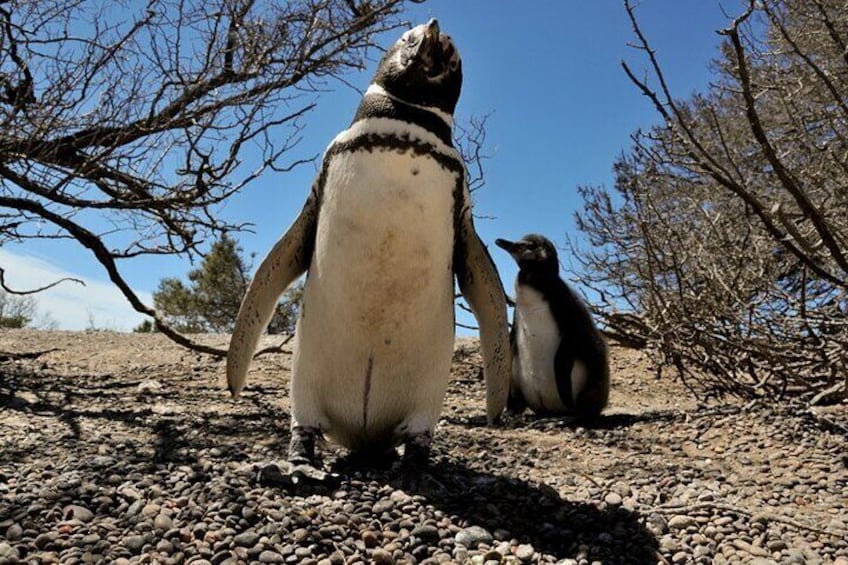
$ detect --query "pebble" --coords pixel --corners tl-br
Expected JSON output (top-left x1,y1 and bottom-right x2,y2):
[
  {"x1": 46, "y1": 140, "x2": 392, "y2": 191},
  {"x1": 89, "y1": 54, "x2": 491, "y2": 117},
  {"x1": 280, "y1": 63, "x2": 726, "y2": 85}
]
[
  {"x1": 258, "y1": 549, "x2": 284, "y2": 563},
  {"x1": 62, "y1": 504, "x2": 94, "y2": 523},
  {"x1": 455, "y1": 526, "x2": 494, "y2": 547},
  {"x1": 5, "y1": 523, "x2": 23, "y2": 541},
  {"x1": 604, "y1": 492, "x2": 622, "y2": 506},
  {"x1": 372, "y1": 549, "x2": 395, "y2": 565},
  {"x1": 123, "y1": 535, "x2": 145, "y2": 554},
  {"x1": 515, "y1": 543, "x2": 535, "y2": 561},
  {"x1": 361, "y1": 530, "x2": 379, "y2": 548},
  {"x1": 152, "y1": 514, "x2": 172, "y2": 532},
  {"x1": 411, "y1": 524, "x2": 440, "y2": 542},
  {"x1": 0, "y1": 542, "x2": 19, "y2": 560},
  {"x1": 2, "y1": 333, "x2": 846, "y2": 565},
  {"x1": 667, "y1": 515, "x2": 697, "y2": 530},
  {"x1": 233, "y1": 531, "x2": 260, "y2": 547}
]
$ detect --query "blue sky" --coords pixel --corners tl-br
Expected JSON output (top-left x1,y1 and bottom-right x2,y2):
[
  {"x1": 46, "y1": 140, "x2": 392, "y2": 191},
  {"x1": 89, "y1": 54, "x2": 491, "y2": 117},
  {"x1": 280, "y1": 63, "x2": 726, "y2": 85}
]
[{"x1": 4, "y1": 0, "x2": 743, "y2": 331}]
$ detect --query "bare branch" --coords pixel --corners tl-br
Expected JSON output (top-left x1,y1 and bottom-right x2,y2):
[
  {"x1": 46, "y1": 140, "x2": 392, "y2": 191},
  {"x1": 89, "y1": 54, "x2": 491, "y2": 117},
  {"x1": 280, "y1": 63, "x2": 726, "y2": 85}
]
[{"x1": 0, "y1": 267, "x2": 85, "y2": 295}]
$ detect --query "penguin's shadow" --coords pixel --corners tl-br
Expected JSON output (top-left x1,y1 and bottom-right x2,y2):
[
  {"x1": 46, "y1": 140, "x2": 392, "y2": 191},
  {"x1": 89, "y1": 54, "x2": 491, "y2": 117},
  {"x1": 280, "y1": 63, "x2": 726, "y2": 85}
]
[
  {"x1": 324, "y1": 455, "x2": 659, "y2": 564},
  {"x1": 443, "y1": 409, "x2": 687, "y2": 431}
]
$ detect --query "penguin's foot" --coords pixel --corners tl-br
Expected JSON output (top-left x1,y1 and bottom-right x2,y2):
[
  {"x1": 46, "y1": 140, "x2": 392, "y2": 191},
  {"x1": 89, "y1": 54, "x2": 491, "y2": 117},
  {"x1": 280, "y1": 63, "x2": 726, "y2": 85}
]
[
  {"x1": 393, "y1": 432, "x2": 450, "y2": 493},
  {"x1": 402, "y1": 431, "x2": 432, "y2": 468},
  {"x1": 256, "y1": 460, "x2": 338, "y2": 488},
  {"x1": 288, "y1": 425, "x2": 320, "y2": 467}
]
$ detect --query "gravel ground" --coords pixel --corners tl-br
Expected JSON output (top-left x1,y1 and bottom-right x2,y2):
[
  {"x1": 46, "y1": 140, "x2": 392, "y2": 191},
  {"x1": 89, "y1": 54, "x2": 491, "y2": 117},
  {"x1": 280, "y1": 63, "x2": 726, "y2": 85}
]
[{"x1": 1, "y1": 330, "x2": 846, "y2": 565}]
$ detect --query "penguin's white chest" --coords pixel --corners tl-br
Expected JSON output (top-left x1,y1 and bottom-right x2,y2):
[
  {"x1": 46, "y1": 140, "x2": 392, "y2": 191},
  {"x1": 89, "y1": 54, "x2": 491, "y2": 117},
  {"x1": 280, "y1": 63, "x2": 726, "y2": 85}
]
[
  {"x1": 292, "y1": 143, "x2": 459, "y2": 450},
  {"x1": 513, "y1": 285, "x2": 566, "y2": 413}
]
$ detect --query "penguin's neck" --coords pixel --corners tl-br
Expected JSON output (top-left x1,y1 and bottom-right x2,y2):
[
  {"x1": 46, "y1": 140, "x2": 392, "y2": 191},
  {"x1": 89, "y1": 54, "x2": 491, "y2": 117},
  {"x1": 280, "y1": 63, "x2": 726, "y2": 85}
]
[
  {"x1": 516, "y1": 269, "x2": 561, "y2": 302},
  {"x1": 351, "y1": 84, "x2": 454, "y2": 146}
]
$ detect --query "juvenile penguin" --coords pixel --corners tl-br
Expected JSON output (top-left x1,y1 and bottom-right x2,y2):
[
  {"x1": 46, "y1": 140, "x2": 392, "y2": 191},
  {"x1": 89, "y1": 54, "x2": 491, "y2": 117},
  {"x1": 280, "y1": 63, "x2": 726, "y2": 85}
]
[
  {"x1": 495, "y1": 234, "x2": 609, "y2": 419},
  {"x1": 227, "y1": 20, "x2": 510, "y2": 467}
]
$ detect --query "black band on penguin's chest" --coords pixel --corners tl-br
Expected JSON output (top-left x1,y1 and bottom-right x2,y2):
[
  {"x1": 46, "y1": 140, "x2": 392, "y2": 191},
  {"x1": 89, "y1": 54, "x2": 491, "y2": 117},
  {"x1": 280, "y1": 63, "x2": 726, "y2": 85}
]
[{"x1": 352, "y1": 93, "x2": 453, "y2": 147}]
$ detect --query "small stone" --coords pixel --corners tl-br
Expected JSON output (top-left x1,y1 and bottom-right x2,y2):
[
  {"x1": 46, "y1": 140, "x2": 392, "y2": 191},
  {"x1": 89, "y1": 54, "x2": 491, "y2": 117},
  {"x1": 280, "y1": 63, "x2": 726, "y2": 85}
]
[
  {"x1": 34, "y1": 532, "x2": 57, "y2": 549},
  {"x1": 361, "y1": 530, "x2": 379, "y2": 548},
  {"x1": 0, "y1": 542, "x2": 19, "y2": 560},
  {"x1": 137, "y1": 379, "x2": 163, "y2": 394},
  {"x1": 156, "y1": 540, "x2": 174, "y2": 554},
  {"x1": 372, "y1": 499, "x2": 394, "y2": 514},
  {"x1": 258, "y1": 550, "x2": 284, "y2": 563},
  {"x1": 372, "y1": 549, "x2": 394, "y2": 565},
  {"x1": 604, "y1": 492, "x2": 622, "y2": 506},
  {"x1": 493, "y1": 529, "x2": 511, "y2": 541},
  {"x1": 455, "y1": 525, "x2": 493, "y2": 547},
  {"x1": 515, "y1": 543, "x2": 535, "y2": 561},
  {"x1": 141, "y1": 503, "x2": 161, "y2": 517},
  {"x1": 767, "y1": 539, "x2": 788, "y2": 552},
  {"x1": 672, "y1": 551, "x2": 689, "y2": 563},
  {"x1": 5, "y1": 523, "x2": 23, "y2": 541},
  {"x1": 233, "y1": 531, "x2": 260, "y2": 547},
  {"x1": 667, "y1": 515, "x2": 696, "y2": 530},
  {"x1": 410, "y1": 524, "x2": 439, "y2": 543},
  {"x1": 646, "y1": 513, "x2": 669, "y2": 535},
  {"x1": 732, "y1": 539, "x2": 771, "y2": 558},
  {"x1": 63, "y1": 505, "x2": 94, "y2": 523},
  {"x1": 211, "y1": 550, "x2": 233, "y2": 565},
  {"x1": 154, "y1": 513, "x2": 173, "y2": 532},
  {"x1": 124, "y1": 535, "x2": 145, "y2": 554}
]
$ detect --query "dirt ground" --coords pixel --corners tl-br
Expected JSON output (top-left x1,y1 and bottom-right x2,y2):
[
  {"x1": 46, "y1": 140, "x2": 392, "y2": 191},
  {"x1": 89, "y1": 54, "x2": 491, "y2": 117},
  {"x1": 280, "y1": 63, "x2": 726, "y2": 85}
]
[{"x1": 1, "y1": 330, "x2": 846, "y2": 564}]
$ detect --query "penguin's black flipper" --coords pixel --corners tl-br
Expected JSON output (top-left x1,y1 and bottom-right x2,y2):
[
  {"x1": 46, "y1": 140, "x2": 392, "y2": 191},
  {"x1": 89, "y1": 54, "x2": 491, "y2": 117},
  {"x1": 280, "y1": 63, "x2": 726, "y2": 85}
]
[
  {"x1": 549, "y1": 278, "x2": 610, "y2": 418},
  {"x1": 553, "y1": 339, "x2": 577, "y2": 411},
  {"x1": 227, "y1": 188, "x2": 320, "y2": 396}
]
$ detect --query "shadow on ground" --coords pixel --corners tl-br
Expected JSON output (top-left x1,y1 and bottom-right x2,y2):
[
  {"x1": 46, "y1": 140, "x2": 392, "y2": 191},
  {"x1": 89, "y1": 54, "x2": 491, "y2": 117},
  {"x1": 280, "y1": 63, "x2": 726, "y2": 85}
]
[{"x1": 2, "y1": 363, "x2": 659, "y2": 563}]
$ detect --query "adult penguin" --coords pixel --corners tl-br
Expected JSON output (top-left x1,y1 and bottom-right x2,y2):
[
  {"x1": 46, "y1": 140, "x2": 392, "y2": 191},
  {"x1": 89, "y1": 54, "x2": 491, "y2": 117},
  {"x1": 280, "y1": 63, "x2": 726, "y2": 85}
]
[
  {"x1": 495, "y1": 234, "x2": 609, "y2": 419},
  {"x1": 227, "y1": 20, "x2": 509, "y2": 468}
]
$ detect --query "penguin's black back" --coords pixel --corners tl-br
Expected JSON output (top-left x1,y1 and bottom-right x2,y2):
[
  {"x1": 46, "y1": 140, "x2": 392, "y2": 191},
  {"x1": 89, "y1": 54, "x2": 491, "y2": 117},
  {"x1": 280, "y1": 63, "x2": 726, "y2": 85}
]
[{"x1": 517, "y1": 268, "x2": 609, "y2": 415}]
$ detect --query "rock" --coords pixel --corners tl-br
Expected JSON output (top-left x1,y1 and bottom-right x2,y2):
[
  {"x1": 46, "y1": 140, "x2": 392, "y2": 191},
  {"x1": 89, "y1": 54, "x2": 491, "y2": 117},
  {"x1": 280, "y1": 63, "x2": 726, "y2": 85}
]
[
  {"x1": 34, "y1": 532, "x2": 57, "y2": 549},
  {"x1": 667, "y1": 515, "x2": 697, "y2": 530},
  {"x1": 410, "y1": 524, "x2": 440, "y2": 543},
  {"x1": 141, "y1": 503, "x2": 161, "y2": 517},
  {"x1": 0, "y1": 542, "x2": 20, "y2": 561},
  {"x1": 604, "y1": 492, "x2": 622, "y2": 506},
  {"x1": 672, "y1": 551, "x2": 690, "y2": 563},
  {"x1": 4, "y1": 523, "x2": 23, "y2": 541},
  {"x1": 233, "y1": 531, "x2": 260, "y2": 547},
  {"x1": 361, "y1": 530, "x2": 379, "y2": 548},
  {"x1": 154, "y1": 513, "x2": 173, "y2": 532},
  {"x1": 372, "y1": 549, "x2": 395, "y2": 565},
  {"x1": 515, "y1": 543, "x2": 535, "y2": 561},
  {"x1": 123, "y1": 535, "x2": 145, "y2": 554},
  {"x1": 646, "y1": 513, "x2": 669, "y2": 535},
  {"x1": 372, "y1": 499, "x2": 395, "y2": 514},
  {"x1": 63, "y1": 504, "x2": 94, "y2": 523},
  {"x1": 137, "y1": 379, "x2": 163, "y2": 395},
  {"x1": 258, "y1": 550, "x2": 284, "y2": 563},
  {"x1": 732, "y1": 539, "x2": 771, "y2": 558},
  {"x1": 455, "y1": 525, "x2": 493, "y2": 547}
]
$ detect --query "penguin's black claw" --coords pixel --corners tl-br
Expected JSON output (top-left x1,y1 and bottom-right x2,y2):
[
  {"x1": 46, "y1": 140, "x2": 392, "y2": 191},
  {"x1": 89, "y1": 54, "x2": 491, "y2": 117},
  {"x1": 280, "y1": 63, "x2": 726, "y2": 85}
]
[
  {"x1": 256, "y1": 461, "x2": 339, "y2": 488},
  {"x1": 401, "y1": 431, "x2": 432, "y2": 468}
]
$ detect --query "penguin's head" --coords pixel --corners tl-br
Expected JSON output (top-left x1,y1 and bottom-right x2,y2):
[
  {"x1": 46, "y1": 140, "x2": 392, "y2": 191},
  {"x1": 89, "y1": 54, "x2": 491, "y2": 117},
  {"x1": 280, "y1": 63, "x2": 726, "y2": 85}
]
[
  {"x1": 496, "y1": 234, "x2": 560, "y2": 275},
  {"x1": 373, "y1": 19, "x2": 462, "y2": 114}
]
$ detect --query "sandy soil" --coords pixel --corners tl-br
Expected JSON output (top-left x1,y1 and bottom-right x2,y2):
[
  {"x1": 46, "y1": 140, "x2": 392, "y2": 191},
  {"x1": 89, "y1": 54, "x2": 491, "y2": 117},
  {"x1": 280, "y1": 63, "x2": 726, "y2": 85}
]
[{"x1": 1, "y1": 330, "x2": 846, "y2": 564}]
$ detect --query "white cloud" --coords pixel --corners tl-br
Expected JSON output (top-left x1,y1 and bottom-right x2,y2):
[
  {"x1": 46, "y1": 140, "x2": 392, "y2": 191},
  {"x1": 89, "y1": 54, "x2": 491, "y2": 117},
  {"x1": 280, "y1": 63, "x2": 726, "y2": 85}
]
[{"x1": 0, "y1": 249, "x2": 152, "y2": 331}]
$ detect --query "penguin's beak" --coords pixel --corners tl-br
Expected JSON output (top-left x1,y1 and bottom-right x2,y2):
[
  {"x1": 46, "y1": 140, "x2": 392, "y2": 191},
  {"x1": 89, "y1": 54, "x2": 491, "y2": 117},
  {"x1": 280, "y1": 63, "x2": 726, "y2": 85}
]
[
  {"x1": 424, "y1": 18, "x2": 440, "y2": 45},
  {"x1": 405, "y1": 19, "x2": 443, "y2": 74},
  {"x1": 495, "y1": 238, "x2": 515, "y2": 252}
]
